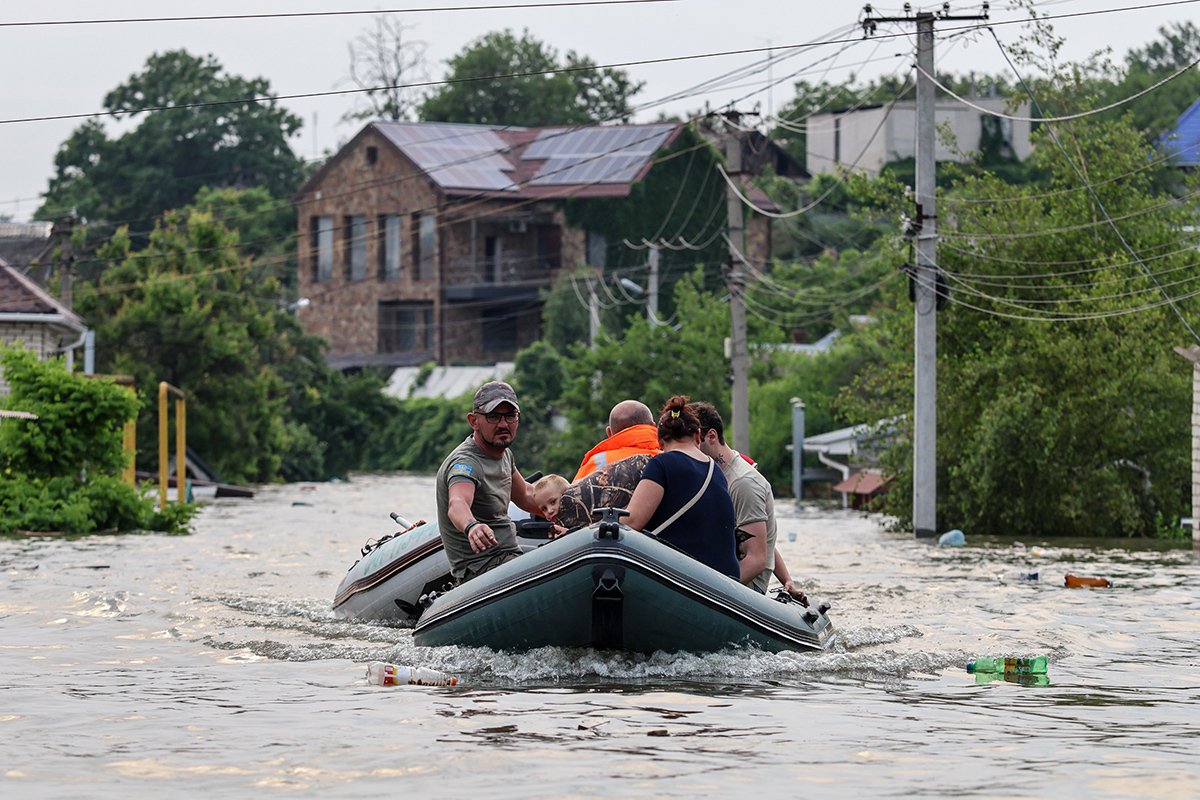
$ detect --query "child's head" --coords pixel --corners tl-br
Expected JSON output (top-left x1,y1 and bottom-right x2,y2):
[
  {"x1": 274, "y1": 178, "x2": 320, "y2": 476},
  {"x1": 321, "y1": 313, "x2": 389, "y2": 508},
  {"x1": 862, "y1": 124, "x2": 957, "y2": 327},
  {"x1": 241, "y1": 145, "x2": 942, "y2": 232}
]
[{"x1": 531, "y1": 474, "x2": 570, "y2": 521}]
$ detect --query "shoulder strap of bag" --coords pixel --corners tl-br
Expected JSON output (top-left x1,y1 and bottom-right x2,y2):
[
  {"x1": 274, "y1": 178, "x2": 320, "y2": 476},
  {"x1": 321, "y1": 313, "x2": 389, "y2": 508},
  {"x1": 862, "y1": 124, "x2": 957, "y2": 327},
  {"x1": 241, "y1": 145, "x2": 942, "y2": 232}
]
[{"x1": 647, "y1": 457, "x2": 715, "y2": 537}]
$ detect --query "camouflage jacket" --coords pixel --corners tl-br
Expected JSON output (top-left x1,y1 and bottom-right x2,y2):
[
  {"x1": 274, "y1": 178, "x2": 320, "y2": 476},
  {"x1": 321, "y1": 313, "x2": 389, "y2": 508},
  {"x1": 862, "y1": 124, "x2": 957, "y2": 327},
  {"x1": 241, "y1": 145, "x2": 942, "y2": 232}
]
[{"x1": 556, "y1": 453, "x2": 652, "y2": 531}]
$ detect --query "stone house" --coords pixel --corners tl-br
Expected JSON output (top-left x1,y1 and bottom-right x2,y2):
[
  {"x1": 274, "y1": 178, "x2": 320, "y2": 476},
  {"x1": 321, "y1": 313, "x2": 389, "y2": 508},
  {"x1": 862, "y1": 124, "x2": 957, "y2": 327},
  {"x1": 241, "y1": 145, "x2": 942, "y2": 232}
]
[
  {"x1": 295, "y1": 121, "x2": 785, "y2": 368},
  {"x1": 0, "y1": 257, "x2": 87, "y2": 395}
]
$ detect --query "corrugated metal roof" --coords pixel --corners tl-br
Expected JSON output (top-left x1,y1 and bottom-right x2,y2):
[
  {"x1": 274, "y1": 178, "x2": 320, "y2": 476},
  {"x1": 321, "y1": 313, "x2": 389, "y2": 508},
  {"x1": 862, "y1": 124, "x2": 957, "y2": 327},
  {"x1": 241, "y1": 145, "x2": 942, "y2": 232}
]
[{"x1": 384, "y1": 362, "x2": 515, "y2": 401}]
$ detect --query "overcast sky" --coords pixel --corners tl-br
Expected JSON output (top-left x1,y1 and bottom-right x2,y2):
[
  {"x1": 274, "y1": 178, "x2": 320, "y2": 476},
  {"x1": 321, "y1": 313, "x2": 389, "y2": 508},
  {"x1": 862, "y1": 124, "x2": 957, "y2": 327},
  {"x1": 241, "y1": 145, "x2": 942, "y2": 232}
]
[{"x1": 2, "y1": 0, "x2": 1199, "y2": 221}]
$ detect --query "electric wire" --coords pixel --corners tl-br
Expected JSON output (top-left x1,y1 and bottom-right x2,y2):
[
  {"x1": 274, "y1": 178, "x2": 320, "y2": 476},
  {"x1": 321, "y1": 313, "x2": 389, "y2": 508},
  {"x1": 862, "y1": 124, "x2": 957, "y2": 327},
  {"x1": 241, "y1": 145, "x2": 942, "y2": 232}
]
[
  {"x1": 1, "y1": 1, "x2": 681, "y2": 28},
  {"x1": 913, "y1": 51, "x2": 1200, "y2": 124},
  {"x1": 718, "y1": 71, "x2": 914, "y2": 219}
]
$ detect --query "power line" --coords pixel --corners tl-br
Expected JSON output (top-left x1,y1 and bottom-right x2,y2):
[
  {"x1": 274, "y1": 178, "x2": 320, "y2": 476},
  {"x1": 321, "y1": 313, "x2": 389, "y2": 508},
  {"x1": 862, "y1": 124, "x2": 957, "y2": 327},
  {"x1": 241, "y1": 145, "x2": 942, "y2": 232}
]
[
  {"x1": 719, "y1": 72, "x2": 914, "y2": 219},
  {"x1": 0, "y1": 0, "x2": 680, "y2": 28},
  {"x1": 11, "y1": 0, "x2": 1193, "y2": 129},
  {"x1": 935, "y1": 26, "x2": 1200, "y2": 341},
  {"x1": 913, "y1": 50, "x2": 1200, "y2": 124},
  {"x1": 37, "y1": 27, "x2": 850, "y2": 233},
  {"x1": 0, "y1": 37, "x2": 872, "y2": 127}
]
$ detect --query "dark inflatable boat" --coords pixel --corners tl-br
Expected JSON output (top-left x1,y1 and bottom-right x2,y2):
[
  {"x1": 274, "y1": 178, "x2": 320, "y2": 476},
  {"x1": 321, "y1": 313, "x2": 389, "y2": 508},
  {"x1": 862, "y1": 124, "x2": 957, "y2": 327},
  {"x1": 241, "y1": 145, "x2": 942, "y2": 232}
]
[{"x1": 413, "y1": 509, "x2": 836, "y2": 654}]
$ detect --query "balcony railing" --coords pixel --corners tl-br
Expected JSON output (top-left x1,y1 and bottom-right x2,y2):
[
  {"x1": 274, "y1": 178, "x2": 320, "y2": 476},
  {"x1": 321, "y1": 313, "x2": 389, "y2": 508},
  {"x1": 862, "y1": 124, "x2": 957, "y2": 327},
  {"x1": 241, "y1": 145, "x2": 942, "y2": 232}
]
[{"x1": 442, "y1": 254, "x2": 560, "y2": 288}]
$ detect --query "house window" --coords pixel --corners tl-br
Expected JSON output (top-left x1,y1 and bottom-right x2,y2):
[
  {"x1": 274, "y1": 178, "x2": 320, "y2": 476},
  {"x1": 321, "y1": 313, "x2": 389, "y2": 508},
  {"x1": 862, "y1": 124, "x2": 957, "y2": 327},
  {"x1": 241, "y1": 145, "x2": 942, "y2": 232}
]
[
  {"x1": 481, "y1": 307, "x2": 517, "y2": 353},
  {"x1": 537, "y1": 226, "x2": 561, "y2": 271},
  {"x1": 311, "y1": 216, "x2": 333, "y2": 282},
  {"x1": 378, "y1": 214, "x2": 402, "y2": 280},
  {"x1": 344, "y1": 215, "x2": 367, "y2": 281},
  {"x1": 378, "y1": 302, "x2": 435, "y2": 354},
  {"x1": 417, "y1": 214, "x2": 436, "y2": 280},
  {"x1": 366, "y1": 145, "x2": 378, "y2": 166},
  {"x1": 586, "y1": 230, "x2": 607, "y2": 268},
  {"x1": 484, "y1": 236, "x2": 498, "y2": 283}
]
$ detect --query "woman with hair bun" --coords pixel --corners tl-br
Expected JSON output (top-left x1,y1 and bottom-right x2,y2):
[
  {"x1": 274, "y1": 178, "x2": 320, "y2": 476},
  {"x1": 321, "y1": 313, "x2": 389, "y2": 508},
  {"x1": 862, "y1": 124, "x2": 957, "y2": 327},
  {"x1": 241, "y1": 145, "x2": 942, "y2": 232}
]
[{"x1": 623, "y1": 395, "x2": 739, "y2": 579}]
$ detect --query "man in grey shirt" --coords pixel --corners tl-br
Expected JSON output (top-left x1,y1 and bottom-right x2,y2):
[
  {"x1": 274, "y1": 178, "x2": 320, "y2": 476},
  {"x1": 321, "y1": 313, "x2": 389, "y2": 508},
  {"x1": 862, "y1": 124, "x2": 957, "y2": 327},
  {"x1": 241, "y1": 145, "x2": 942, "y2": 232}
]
[
  {"x1": 436, "y1": 381, "x2": 540, "y2": 584},
  {"x1": 690, "y1": 401, "x2": 808, "y2": 604}
]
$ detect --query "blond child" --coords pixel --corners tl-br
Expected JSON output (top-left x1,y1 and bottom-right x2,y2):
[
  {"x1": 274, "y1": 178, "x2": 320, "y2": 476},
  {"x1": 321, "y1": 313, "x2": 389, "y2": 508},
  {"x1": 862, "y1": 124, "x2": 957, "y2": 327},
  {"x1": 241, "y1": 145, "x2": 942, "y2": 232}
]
[{"x1": 530, "y1": 473, "x2": 570, "y2": 524}]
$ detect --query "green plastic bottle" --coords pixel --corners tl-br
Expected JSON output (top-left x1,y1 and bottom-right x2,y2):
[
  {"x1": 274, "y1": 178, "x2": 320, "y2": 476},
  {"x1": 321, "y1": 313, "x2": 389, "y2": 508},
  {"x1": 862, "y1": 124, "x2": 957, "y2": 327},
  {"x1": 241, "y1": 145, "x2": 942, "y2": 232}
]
[
  {"x1": 973, "y1": 670, "x2": 1050, "y2": 687},
  {"x1": 966, "y1": 655, "x2": 1048, "y2": 675}
]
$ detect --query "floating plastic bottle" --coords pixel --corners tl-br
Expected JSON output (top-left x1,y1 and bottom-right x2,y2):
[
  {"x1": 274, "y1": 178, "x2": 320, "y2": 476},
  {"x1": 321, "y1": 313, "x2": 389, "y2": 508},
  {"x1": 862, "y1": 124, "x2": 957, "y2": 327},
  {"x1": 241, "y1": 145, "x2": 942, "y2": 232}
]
[
  {"x1": 1064, "y1": 573, "x2": 1111, "y2": 588},
  {"x1": 366, "y1": 660, "x2": 459, "y2": 687},
  {"x1": 966, "y1": 656, "x2": 1048, "y2": 675},
  {"x1": 972, "y1": 670, "x2": 1050, "y2": 687}
]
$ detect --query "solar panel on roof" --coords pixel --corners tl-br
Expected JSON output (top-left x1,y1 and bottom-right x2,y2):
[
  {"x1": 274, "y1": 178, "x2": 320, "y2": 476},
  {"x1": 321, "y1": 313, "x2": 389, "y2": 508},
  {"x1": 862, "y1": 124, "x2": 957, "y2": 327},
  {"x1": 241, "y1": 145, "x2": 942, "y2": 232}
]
[
  {"x1": 524, "y1": 124, "x2": 675, "y2": 186},
  {"x1": 375, "y1": 122, "x2": 519, "y2": 190}
]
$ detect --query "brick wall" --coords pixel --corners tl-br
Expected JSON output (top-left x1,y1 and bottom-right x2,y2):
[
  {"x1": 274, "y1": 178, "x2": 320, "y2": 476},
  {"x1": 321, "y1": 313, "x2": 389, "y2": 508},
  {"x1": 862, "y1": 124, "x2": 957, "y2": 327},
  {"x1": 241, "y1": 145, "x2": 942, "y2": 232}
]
[
  {"x1": 298, "y1": 129, "x2": 588, "y2": 367},
  {"x1": 0, "y1": 326, "x2": 51, "y2": 396},
  {"x1": 297, "y1": 128, "x2": 444, "y2": 360}
]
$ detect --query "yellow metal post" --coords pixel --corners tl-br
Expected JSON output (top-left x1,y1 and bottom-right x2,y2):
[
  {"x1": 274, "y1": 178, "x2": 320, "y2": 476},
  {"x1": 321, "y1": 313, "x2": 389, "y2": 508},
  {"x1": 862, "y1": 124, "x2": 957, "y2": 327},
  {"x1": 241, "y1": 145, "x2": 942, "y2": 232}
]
[
  {"x1": 157, "y1": 381, "x2": 187, "y2": 506},
  {"x1": 158, "y1": 383, "x2": 168, "y2": 507},
  {"x1": 175, "y1": 396, "x2": 186, "y2": 502},
  {"x1": 122, "y1": 415, "x2": 136, "y2": 486}
]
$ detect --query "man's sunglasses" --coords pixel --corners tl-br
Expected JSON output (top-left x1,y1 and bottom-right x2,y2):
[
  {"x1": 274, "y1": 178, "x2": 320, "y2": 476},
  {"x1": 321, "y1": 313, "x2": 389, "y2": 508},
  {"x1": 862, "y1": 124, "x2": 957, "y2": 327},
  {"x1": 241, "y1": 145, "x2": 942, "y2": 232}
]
[{"x1": 478, "y1": 411, "x2": 520, "y2": 424}]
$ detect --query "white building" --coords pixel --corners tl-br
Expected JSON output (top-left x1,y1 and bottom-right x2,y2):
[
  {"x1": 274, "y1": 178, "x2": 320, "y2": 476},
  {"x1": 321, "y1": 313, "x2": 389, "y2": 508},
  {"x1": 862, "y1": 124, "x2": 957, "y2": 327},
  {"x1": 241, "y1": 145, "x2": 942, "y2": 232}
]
[{"x1": 805, "y1": 96, "x2": 1033, "y2": 177}]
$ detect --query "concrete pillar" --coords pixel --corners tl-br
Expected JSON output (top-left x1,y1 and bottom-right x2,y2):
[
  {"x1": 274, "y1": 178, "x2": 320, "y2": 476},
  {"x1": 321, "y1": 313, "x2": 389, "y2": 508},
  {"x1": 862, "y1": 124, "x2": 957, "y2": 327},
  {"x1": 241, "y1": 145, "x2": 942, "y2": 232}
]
[
  {"x1": 791, "y1": 397, "x2": 805, "y2": 500},
  {"x1": 1173, "y1": 345, "x2": 1200, "y2": 542}
]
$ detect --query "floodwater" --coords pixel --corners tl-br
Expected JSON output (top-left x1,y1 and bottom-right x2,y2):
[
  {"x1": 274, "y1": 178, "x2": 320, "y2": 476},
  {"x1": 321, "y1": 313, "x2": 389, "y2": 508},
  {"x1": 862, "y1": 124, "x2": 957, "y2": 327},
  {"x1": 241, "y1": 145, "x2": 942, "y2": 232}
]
[{"x1": 2, "y1": 472, "x2": 1198, "y2": 798}]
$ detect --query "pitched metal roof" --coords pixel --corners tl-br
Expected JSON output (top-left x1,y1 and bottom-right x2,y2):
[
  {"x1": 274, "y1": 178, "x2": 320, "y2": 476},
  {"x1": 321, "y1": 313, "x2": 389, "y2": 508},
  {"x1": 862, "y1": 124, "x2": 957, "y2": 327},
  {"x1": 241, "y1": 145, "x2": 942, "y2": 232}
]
[
  {"x1": 0, "y1": 257, "x2": 85, "y2": 331},
  {"x1": 373, "y1": 122, "x2": 521, "y2": 192},
  {"x1": 368, "y1": 121, "x2": 683, "y2": 197},
  {"x1": 522, "y1": 124, "x2": 677, "y2": 186}
]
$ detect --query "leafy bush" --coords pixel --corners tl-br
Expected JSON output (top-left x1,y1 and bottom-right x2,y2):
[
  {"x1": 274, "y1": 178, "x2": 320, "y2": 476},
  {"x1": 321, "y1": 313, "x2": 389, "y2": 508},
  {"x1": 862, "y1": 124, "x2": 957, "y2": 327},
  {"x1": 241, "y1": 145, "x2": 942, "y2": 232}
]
[{"x1": 0, "y1": 348, "x2": 194, "y2": 535}]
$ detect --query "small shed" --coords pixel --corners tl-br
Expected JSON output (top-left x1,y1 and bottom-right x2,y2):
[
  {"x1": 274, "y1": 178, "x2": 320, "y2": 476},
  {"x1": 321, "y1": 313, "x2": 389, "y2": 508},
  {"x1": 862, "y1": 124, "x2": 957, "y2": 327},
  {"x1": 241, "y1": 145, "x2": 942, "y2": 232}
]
[{"x1": 833, "y1": 468, "x2": 893, "y2": 510}]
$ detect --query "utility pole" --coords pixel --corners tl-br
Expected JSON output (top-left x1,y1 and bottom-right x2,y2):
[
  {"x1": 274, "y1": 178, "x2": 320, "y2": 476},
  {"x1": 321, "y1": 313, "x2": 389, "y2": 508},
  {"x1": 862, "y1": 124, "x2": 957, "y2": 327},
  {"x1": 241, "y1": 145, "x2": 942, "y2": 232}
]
[
  {"x1": 647, "y1": 244, "x2": 660, "y2": 326},
  {"x1": 722, "y1": 113, "x2": 751, "y2": 455},
  {"x1": 52, "y1": 214, "x2": 75, "y2": 309},
  {"x1": 863, "y1": 3, "x2": 988, "y2": 538},
  {"x1": 588, "y1": 271, "x2": 600, "y2": 346}
]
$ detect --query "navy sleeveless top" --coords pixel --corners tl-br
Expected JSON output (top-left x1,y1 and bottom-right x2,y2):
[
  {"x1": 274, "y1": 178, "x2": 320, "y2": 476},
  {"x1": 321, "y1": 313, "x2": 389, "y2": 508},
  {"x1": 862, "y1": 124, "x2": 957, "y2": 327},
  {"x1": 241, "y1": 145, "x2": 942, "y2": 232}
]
[{"x1": 641, "y1": 451, "x2": 739, "y2": 579}]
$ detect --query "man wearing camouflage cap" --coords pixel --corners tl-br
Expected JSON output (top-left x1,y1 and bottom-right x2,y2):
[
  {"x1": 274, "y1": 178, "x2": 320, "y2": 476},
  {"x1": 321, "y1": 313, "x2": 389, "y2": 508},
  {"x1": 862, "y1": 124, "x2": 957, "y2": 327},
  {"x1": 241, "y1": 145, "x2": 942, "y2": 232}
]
[{"x1": 435, "y1": 381, "x2": 540, "y2": 584}]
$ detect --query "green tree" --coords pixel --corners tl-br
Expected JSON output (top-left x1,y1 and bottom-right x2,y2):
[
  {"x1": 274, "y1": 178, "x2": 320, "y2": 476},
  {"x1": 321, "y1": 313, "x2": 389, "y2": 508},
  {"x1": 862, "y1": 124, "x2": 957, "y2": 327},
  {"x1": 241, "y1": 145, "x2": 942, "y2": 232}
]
[
  {"x1": 190, "y1": 185, "x2": 296, "y2": 264},
  {"x1": 38, "y1": 51, "x2": 305, "y2": 231},
  {"x1": 1110, "y1": 21, "x2": 1200, "y2": 138},
  {"x1": 420, "y1": 29, "x2": 642, "y2": 125},
  {"x1": 556, "y1": 269, "x2": 730, "y2": 455},
  {"x1": 364, "y1": 396, "x2": 471, "y2": 473},
  {"x1": 838, "y1": 114, "x2": 1198, "y2": 537},
  {"x1": 76, "y1": 209, "x2": 293, "y2": 484},
  {"x1": 508, "y1": 340, "x2": 573, "y2": 475}
]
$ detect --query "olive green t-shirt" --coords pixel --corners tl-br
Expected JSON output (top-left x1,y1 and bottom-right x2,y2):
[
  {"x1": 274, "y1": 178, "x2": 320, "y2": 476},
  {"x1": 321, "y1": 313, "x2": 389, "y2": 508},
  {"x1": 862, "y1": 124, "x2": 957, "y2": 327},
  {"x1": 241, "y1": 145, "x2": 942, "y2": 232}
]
[{"x1": 435, "y1": 435, "x2": 519, "y2": 580}]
